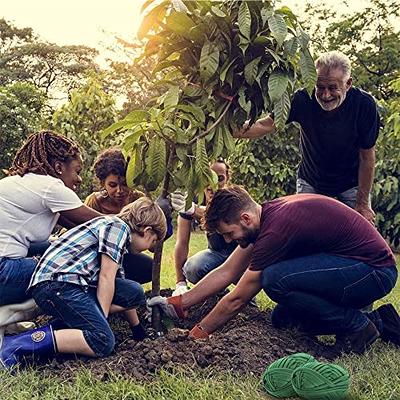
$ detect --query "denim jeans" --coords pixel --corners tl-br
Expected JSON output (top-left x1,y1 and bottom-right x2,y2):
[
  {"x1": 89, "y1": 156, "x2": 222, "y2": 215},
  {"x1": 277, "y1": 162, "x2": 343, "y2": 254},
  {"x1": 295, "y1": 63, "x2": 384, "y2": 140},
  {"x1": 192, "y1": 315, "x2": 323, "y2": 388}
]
[
  {"x1": 0, "y1": 257, "x2": 38, "y2": 305},
  {"x1": 296, "y1": 178, "x2": 372, "y2": 208},
  {"x1": 183, "y1": 248, "x2": 232, "y2": 284},
  {"x1": 262, "y1": 253, "x2": 397, "y2": 335},
  {"x1": 27, "y1": 241, "x2": 51, "y2": 257},
  {"x1": 31, "y1": 278, "x2": 145, "y2": 357}
]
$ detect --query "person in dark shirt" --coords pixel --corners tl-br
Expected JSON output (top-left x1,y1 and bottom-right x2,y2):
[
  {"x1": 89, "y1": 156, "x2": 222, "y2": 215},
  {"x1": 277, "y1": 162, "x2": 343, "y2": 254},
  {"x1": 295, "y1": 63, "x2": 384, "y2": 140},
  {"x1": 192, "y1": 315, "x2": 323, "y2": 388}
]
[
  {"x1": 234, "y1": 51, "x2": 379, "y2": 224},
  {"x1": 149, "y1": 186, "x2": 399, "y2": 357},
  {"x1": 171, "y1": 159, "x2": 237, "y2": 295}
]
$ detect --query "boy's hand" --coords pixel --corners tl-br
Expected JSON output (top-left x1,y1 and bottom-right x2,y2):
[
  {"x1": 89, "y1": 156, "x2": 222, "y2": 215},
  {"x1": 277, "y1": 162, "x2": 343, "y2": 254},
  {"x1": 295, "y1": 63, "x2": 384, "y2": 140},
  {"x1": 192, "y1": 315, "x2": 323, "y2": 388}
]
[{"x1": 147, "y1": 295, "x2": 187, "y2": 319}]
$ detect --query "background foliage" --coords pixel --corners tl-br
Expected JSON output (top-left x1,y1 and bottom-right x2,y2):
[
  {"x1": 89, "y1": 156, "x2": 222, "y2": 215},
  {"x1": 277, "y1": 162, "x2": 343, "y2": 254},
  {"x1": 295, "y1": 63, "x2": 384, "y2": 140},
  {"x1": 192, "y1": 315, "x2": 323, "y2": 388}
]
[{"x1": 0, "y1": 0, "x2": 399, "y2": 245}]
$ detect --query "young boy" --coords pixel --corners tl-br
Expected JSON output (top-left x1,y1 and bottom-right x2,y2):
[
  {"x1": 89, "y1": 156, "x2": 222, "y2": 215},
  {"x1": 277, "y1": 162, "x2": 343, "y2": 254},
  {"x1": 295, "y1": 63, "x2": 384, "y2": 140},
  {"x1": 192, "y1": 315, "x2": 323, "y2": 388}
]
[{"x1": 0, "y1": 197, "x2": 166, "y2": 369}]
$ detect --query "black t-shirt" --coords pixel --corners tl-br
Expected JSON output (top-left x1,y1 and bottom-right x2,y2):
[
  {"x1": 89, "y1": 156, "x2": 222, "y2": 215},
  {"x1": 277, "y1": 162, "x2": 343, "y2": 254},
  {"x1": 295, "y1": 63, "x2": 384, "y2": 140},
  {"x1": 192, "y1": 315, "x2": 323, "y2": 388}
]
[{"x1": 287, "y1": 87, "x2": 380, "y2": 195}]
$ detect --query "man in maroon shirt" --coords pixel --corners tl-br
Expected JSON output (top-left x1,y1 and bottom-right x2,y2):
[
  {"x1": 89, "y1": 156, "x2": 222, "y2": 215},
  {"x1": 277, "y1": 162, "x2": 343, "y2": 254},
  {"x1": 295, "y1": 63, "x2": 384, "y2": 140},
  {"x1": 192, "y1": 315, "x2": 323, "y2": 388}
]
[{"x1": 149, "y1": 186, "x2": 399, "y2": 356}]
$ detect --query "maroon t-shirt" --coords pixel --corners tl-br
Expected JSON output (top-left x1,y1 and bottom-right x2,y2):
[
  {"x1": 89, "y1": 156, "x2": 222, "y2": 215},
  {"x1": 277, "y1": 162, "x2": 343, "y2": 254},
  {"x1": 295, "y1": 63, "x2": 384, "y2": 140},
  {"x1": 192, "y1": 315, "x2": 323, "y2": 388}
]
[{"x1": 249, "y1": 194, "x2": 396, "y2": 271}]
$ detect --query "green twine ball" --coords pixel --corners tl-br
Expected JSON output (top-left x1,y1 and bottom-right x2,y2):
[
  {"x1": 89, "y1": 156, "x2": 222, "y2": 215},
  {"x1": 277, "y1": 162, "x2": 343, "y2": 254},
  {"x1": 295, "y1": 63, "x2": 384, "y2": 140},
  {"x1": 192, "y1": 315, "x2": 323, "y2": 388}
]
[
  {"x1": 262, "y1": 353, "x2": 315, "y2": 398},
  {"x1": 292, "y1": 360, "x2": 351, "y2": 400}
]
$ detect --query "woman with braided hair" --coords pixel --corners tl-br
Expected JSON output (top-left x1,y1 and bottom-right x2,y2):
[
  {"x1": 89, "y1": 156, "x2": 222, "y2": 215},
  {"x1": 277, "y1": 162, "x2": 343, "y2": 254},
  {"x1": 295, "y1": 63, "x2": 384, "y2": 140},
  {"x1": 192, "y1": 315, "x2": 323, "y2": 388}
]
[{"x1": 0, "y1": 131, "x2": 101, "y2": 313}]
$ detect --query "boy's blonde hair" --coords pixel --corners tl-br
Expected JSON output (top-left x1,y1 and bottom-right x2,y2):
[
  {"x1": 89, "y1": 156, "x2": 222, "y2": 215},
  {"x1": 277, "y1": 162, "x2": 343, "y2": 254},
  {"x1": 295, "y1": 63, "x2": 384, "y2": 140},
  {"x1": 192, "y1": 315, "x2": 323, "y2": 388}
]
[{"x1": 117, "y1": 197, "x2": 167, "y2": 241}]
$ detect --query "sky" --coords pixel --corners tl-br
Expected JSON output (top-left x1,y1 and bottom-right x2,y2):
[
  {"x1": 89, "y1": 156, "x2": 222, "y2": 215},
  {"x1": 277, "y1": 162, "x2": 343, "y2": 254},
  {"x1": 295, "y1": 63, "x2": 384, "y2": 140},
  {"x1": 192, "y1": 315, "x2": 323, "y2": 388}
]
[{"x1": 2, "y1": 0, "x2": 372, "y2": 50}]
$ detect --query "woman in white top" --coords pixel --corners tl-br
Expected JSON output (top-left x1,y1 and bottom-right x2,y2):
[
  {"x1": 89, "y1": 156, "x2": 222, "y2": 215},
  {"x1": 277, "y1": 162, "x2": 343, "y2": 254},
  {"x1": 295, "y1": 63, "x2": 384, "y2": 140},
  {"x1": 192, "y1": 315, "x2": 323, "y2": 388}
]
[{"x1": 0, "y1": 131, "x2": 101, "y2": 306}]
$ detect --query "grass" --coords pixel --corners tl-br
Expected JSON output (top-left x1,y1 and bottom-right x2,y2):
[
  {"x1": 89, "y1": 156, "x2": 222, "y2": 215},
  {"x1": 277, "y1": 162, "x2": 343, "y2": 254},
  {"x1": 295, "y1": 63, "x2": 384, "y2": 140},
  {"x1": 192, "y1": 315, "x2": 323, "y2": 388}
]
[{"x1": 0, "y1": 232, "x2": 399, "y2": 400}]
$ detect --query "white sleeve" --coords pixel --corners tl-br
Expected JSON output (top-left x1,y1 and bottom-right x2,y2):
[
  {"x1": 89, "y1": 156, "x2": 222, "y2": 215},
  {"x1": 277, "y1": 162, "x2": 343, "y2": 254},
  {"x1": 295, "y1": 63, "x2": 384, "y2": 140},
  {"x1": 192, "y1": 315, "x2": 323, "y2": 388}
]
[{"x1": 42, "y1": 179, "x2": 83, "y2": 213}]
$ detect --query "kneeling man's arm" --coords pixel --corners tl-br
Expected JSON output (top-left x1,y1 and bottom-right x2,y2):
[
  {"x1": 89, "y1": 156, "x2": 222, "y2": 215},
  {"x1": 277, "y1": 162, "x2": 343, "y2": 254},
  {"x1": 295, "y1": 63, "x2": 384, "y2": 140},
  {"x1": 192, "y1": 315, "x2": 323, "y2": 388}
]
[
  {"x1": 182, "y1": 245, "x2": 253, "y2": 309},
  {"x1": 192, "y1": 269, "x2": 263, "y2": 335}
]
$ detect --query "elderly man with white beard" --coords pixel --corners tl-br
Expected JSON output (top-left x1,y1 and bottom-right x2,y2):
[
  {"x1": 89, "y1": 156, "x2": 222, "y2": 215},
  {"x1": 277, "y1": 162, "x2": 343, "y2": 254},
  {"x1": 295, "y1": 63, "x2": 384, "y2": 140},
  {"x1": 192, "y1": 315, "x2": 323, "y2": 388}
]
[{"x1": 234, "y1": 51, "x2": 379, "y2": 225}]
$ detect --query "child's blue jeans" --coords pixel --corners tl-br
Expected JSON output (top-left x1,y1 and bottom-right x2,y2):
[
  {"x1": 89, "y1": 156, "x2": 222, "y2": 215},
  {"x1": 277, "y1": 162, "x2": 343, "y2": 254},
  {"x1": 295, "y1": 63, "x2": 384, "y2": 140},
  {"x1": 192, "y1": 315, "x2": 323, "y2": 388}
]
[{"x1": 31, "y1": 278, "x2": 145, "y2": 357}]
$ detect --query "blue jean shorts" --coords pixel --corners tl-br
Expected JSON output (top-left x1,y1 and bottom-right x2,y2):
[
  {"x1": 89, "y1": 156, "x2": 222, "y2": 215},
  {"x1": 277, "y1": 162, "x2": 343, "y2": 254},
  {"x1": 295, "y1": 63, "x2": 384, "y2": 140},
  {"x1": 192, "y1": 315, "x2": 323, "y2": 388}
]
[{"x1": 31, "y1": 278, "x2": 145, "y2": 357}]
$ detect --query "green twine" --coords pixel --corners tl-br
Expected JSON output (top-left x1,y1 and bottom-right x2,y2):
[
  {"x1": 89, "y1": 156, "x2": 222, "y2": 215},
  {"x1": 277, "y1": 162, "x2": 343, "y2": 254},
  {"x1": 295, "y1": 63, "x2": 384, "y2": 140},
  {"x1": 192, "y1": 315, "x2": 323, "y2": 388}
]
[
  {"x1": 292, "y1": 360, "x2": 351, "y2": 400},
  {"x1": 262, "y1": 353, "x2": 315, "y2": 398}
]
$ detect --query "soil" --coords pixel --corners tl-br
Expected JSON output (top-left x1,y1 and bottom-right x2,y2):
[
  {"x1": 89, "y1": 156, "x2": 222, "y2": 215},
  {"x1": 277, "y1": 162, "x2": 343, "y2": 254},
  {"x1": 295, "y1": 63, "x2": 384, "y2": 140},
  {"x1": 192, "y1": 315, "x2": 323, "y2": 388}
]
[{"x1": 30, "y1": 290, "x2": 330, "y2": 381}]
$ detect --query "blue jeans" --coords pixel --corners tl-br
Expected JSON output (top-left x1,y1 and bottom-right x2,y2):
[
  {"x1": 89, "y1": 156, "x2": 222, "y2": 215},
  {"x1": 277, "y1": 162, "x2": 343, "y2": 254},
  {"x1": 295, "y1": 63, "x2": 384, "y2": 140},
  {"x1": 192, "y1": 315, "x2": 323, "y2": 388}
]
[
  {"x1": 0, "y1": 257, "x2": 38, "y2": 305},
  {"x1": 31, "y1": 278, "x2": 145, "y2": 357},
  {"x1": 0, "y1": 241, "x2": 52, "y2": 305},
  {"x1": 296, "y1": 178, "x2": 371, "y2": 208},
  {"x1": 183, "y1": 248, "x2": 232, "y2": 284},
  {"x1": 262, "y1": 253, "x2": 397, "y2": 335}
]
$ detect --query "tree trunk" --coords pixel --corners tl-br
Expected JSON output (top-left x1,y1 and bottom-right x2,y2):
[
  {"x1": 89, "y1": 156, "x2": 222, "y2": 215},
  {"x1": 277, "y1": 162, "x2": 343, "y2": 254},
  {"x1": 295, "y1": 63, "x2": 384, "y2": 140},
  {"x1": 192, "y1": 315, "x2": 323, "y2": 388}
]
[{"x1": 151, "y1": 145, "x2": 174, "y2": 332}]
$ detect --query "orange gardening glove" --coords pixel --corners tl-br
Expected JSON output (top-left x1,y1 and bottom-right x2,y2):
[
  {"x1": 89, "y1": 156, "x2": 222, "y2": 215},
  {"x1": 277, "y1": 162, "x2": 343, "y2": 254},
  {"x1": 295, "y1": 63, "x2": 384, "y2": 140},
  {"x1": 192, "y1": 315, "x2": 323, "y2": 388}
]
[
  {"x1": 147, "y1": 295, "x2": 187, "y2": 319},
  {"x1": 189, "y1": 324, "x2": 210, "y2": 339}
]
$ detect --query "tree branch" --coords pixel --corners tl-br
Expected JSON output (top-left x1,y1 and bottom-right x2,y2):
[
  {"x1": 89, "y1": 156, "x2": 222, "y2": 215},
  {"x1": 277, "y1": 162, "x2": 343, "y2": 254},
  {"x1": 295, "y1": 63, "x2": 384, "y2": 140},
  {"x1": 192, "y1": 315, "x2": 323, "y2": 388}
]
[{"x1": 187, "y1": 100, "x2": 232, "y2": 146}]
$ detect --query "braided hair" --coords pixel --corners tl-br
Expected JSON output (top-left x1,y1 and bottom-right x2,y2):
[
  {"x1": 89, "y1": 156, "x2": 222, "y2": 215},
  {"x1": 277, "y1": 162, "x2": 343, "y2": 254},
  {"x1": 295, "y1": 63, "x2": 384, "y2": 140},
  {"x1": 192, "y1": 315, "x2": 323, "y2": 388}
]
[{"x1": 9, "y1": 131, "x2": 81, "y2": 177}]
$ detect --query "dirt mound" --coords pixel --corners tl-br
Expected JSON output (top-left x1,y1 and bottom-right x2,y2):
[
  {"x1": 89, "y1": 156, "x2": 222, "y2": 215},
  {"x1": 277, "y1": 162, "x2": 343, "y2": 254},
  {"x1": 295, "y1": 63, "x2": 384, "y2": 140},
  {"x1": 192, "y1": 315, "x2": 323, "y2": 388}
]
[{"x1": 35, "y1": 290, "x2": 328, "y2": 380}]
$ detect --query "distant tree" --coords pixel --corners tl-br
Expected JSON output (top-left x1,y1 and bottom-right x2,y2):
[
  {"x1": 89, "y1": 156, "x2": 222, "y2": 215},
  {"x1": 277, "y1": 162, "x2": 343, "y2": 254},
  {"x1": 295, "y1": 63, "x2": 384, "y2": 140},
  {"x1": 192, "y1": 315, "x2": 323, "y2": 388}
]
[
  {"x1": 53, "y1": 77, "x2": 117, "y2": 197},
  {"x1": 0, "y1": 18, "x2": 98, "y2": 99},
  {"x1": 302, "y1": 0, "x2": 400, "y2": 99},
  {"x1": 373, "y1": 77, "x2": 400, "y2": 248},
  {"x1": 0, "y1": 82, "x2": 45, "y2": 176},
  {"x1": 106, "y1": 57, "x2": 166, "y2": 117}
]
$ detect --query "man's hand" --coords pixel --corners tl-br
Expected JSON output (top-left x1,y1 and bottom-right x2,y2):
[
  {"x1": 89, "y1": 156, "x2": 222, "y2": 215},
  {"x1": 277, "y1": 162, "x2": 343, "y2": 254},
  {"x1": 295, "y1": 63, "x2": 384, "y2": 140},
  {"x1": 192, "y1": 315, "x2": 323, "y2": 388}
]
[
  {"x1": 172, "y1": 281, "x2": 189, "y2": 296},
  {"x1": 189, "y1": 324, "x2": 210, "y2": 340},
  {"x1": 355, "y1": 203, "x2": 375, "y2": 224},
  {"x1": 170, "y1": 191, "x2": 196, "y2": 215},
  {"x1": 147, "y1": 295, "x2": 187, "y2": 319}
]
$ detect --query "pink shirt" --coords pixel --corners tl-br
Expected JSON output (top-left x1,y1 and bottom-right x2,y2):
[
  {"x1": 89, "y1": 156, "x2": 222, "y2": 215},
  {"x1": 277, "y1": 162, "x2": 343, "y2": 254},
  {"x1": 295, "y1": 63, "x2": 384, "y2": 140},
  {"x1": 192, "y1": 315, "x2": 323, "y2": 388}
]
[{"x1": 249, "y1": 194, "x2": 396, "y2": 271}]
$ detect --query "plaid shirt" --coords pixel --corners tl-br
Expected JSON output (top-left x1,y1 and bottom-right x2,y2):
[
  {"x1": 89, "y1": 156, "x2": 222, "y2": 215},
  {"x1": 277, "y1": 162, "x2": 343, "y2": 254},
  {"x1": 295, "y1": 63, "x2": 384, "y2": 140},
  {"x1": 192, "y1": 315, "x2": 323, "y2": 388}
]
[{"x1": 29, "y1": 216, "x2": 130, "y2": 289}]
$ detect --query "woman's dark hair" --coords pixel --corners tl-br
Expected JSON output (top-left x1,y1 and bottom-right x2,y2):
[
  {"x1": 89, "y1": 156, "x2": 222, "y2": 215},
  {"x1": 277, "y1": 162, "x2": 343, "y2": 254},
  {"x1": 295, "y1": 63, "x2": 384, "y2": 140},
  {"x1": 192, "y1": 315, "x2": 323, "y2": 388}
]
[
  {"x1": 9, "y1": 130, "x2": 80, "y2": 177},
  {"x1": 93, "y1": 148, "x2": 126, "y2": 182}
]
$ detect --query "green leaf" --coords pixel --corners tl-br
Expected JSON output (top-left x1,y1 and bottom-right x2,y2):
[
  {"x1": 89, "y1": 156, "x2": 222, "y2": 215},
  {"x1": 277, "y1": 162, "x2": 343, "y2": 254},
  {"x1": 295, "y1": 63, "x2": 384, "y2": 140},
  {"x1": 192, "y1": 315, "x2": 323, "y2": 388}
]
[
  {"x1": 268, "y1": 69, "x2": 289, "y2": 102},
  {"x1": 163, "y1": 85, "x2": 180, "y2": 109},
  {"x1": 299, "y1": 48, "x2": 317, "y2": 95},
  {"x1": 212, "y1": 126, "x2": 224, "y2": 160},
  {"x1": 244, "y1": 56, "x2": 261, "y2": 85},
  {"x1": 283, "y1": 37, "x2": 299, "y2": 57},
  {"x1": 101, "y1": 120, "x2": 134, "y2": 138},
  {"x1": 238, "y1": 88, "x2": 251, "y2": 113},
  {"x1": 165, "y1": 11, "x2": 197, "y2": 40},
  {"x1": 200, "y1": 41, "x2": 220, "y2": 81},
  {"x1": 265, "y1": 48, "x2": 283, "y2": 65},
  {"x1": 220, "y1": 56, "x2": 238, "y2": 82},
  {"x1": 122, "y1": 128, "x2": 145, "y2": 150},
  {"x1": 268, "y1": 14, "x2": 288, "y2": 47},
  {"x1": 126, "y1": 146, "x2": 143, "y2": 187},
  {"x1": 171, "y1": 0, "x2": 188, "y2": 13},
  {"x1": 261, "y1": 7, "x2": 274, "y2": 26},
  {"x1": 145, "y1": 136, "x2": 166, "y2": 189},
  {"x1": 238, "y1": 34, "x2": 250, "y2": 54},
  {"x1": 273, "y1": 90, "x2": 291, "y2": 131},
  {"x1": 296, "y1": 27, "x2": 310, "y2": 50},
  {"x1": 195, "y1": 138, "x2": 209, "y2": 178},
  {"x1": 175, "y1": 145, "x2": 188, "y2": 162},
  {"x1": 211, "y1": 5, "x2": 226, "y2": 18},
  {"x1": 138, "y1": 2, "x2": 167, "y2": 40},
  {"x1": 238, "y1": 1, "x2": 251, "y2": 40},
  {"x1": 124, "y1": 110, "x2": 149, "y2": 123},
  {"x1": 254, "y1": 35, "x2": 270, "y2": 45}
]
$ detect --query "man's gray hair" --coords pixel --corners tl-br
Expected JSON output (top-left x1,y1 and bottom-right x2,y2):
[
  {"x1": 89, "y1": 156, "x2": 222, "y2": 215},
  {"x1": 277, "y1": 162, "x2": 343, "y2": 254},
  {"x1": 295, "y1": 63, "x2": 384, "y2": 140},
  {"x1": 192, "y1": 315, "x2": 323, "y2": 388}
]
[{"x1": 315, "y1": 51, "x2": 351, "y2": 79}]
